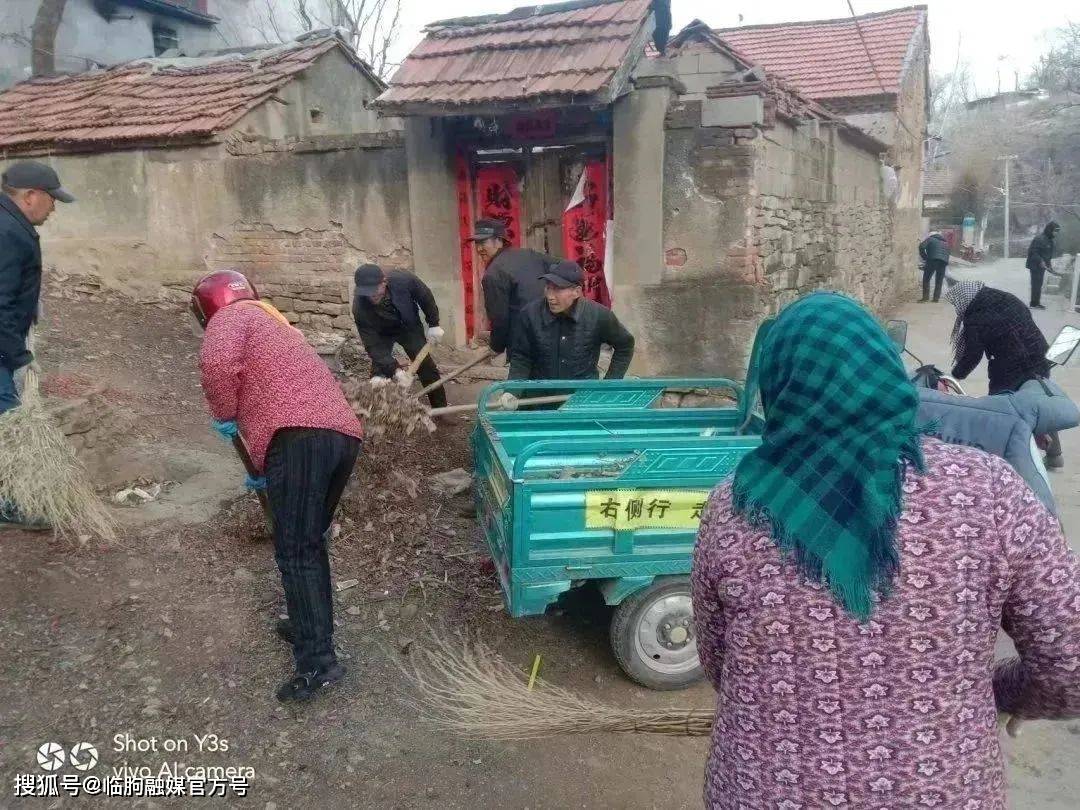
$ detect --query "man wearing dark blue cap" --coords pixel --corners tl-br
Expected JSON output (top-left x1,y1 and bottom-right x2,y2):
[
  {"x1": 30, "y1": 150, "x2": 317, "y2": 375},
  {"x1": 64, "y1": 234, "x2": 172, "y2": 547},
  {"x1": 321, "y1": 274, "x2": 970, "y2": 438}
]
[
  {"x1": 468, "y1": 218, "x2": 557, "y2": 355},
  {"x1": 350, "y1": 263, "x2": 447, "y2": 408},
  {"x1": 1, "y1": 160, "x2": 74, "y2": 529},
  {"x1": 503, "y1": 260, "x2": 634, "y2": 408}
]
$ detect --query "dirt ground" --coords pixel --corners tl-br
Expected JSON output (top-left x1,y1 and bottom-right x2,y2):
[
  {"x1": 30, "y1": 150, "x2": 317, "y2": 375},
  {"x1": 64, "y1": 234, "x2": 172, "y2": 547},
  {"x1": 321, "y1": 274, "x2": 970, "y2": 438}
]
[
  {"x1": 1, "y1": 283, "x2": 1077, "y2": 809},
  {"x1": 0, "y1": 294, "x2": 710, "y2": 809}
]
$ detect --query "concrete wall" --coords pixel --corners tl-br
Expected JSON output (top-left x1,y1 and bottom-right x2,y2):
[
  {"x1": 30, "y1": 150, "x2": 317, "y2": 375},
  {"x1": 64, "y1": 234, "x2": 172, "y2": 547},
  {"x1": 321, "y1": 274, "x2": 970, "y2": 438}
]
[
  {"x1": 0, "y1": 0, "x2": 263, "y2": 88},
  {"x1": 31, "y1": 54, "x2": 411, "y2": 334}
]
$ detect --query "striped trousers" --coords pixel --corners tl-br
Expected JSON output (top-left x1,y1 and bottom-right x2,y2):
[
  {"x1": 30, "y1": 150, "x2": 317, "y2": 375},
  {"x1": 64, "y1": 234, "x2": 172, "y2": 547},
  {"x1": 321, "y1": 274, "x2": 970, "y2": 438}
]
[{"x1": 264, "y1": 428, "x2": 360, "y2": 672}]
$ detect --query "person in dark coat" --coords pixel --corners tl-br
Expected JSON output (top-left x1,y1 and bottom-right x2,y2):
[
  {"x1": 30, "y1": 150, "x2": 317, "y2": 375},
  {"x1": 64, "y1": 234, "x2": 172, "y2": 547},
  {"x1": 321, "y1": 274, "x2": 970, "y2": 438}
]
[
  {"x1": 470, "y1": 218, "x2": 557, "y2": 355},
  {"x1": 918, "y1": 231, "x2": 950, "y2": 302},
  {"x1": 0, "y1": 161, "x2": 73, "y2": 416},
  {"x1": 1026, "y1": 221, "x2": 1062, "y2": 309},
  {"x1": 945, "y1": 280, "x2": 1063, "y2": 466},
  {"x1": 350, "y1": 264, "x2": 446, "y2": 409},
  {"x1": 1, "y1": 162, "x2": 73, "y2": 531},
  {"x1": 504, "y1": 261, "x2": 634, "y2": 407}
]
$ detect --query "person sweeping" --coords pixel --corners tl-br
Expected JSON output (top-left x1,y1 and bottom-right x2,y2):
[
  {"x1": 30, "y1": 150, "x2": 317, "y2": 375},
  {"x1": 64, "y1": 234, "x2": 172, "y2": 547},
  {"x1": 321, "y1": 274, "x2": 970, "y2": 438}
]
[
  {"x1": 0, "y1": 161, "x2": 75, "y2": 530},
  {"x1": 193, "y1": 270, "x2": 363, "y2": 702}
]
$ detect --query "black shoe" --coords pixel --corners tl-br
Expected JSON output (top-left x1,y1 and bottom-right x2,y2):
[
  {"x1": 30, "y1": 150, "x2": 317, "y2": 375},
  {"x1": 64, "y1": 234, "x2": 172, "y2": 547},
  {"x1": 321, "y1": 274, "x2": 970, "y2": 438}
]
[
  {"x1": 918, "y1": 297, "x2": 929, "y2": 303},
  {"x1": 275, "y1": 662, "x2": 345, "y2": 702},
  {"x1": 275, "y1": 618, "x2": 295, "y2": 645},
  {"x1": 1045, "y1": 454, "x2": 1065, "y2": 470},
  {"x1": 1031, "y1": 303, "x2": 1046, "y2": 310}
]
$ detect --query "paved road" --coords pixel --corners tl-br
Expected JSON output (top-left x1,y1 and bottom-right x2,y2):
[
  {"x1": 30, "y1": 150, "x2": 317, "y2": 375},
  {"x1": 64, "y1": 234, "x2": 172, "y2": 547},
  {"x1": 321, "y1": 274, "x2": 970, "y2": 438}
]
[{"x1": 895, "y1": 258, "x2": 1080, "y2": 808}]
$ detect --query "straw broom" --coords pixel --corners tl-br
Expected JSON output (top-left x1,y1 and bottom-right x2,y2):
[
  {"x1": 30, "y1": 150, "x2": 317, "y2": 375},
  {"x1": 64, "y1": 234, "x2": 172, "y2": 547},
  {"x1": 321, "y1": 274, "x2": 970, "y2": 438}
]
[
  {"x1": 0, "y1": 337, "x2": 116, "y2": 541},
  {"x1": 404, "y1": 631, "x2": 714, "y2": 740}
]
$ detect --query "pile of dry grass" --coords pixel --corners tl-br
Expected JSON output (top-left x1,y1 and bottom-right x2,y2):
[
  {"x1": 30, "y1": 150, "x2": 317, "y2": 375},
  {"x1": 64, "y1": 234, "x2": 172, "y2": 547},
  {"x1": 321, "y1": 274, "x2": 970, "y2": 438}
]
[
  {"x1": 0, "y1": 366, "x2": 116, "y2": 542},
  {"x1": 404, "y1": 631, "x2": 713, "y2": 740},
  {"x1": 342, "y1": 378, "x2": 435, "y2": 441}
]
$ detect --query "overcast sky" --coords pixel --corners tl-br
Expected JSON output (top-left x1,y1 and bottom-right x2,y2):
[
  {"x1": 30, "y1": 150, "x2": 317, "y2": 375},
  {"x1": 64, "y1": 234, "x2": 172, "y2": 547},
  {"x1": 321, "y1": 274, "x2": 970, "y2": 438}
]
[{"x1": 388, "y1": 0, "x2": 1076, "y2": 99}]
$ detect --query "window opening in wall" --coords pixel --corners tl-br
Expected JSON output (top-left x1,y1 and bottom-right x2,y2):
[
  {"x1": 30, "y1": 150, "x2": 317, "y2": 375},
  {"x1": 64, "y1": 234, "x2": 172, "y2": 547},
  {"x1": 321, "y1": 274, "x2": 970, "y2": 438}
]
[
  {"x1": 152, "y1": 23, "x2": 179, "y2": 57},
  {"x1": 309, "y1": 108, "x2": 324, "y2": 123}
]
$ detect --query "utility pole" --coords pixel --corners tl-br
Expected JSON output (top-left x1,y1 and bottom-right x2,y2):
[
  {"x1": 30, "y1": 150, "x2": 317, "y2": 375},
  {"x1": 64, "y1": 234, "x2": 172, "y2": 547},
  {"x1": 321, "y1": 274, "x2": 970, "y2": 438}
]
[{"x1": 997, "y1": 155, "x2": 1018, "y2": 259}]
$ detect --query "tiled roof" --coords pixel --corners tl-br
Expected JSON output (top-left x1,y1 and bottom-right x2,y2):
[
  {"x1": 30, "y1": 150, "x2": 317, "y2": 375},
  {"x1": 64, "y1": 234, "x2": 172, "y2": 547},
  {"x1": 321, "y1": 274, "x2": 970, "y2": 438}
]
[
  {"x1": 0, "y1": 35, "x2": 371, "y2": 155},
  {"x1": 715, "y1": 6, "x2": 926, "y2": 100},
  {"x1": 376, "y1": 0, "x2": 657, "y2": 112}
]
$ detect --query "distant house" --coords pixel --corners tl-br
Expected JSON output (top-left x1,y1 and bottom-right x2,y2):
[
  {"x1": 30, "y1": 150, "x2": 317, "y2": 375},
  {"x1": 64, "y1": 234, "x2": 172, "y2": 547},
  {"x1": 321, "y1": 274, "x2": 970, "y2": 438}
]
[
  {"x1": 921, "y1": 165, "x2": 954, "y2": 231},
  {"x1": 0, "y1": 0, "x2": 267, "y2": 88},
  {"x1": 0, "y1": 33, "x2": 407, "y2": 333}
]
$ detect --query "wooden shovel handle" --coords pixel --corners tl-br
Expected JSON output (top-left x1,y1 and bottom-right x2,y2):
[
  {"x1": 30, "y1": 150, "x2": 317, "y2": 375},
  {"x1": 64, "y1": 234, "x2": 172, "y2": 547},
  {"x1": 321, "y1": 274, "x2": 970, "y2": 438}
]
[
  {"x1": 429, "y1": 394, "x2": 570, "y2": 417},
  {"x1": 405, "y1": 340, "x2": 435, "y2": 376},
  {"x1": 417, "y1": 348, "x2": 497, "y2": 397},
  {"x1": 232, "y1": 436, "x2": 274, "y2": 534}
]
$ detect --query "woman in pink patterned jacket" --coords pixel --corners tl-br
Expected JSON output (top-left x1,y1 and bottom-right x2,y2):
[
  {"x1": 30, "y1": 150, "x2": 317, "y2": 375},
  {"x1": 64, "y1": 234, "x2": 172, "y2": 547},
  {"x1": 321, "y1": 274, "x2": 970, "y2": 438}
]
[{"x1": 692, "y1": 293, "x2": 1079, "y2": 810}]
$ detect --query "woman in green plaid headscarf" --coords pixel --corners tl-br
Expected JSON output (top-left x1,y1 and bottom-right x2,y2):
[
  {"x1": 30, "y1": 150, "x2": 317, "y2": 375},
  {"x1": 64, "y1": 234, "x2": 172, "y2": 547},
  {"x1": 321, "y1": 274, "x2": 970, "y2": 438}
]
[{"x1": 731, "y1": 292, "x2": 926, "y2": 620}]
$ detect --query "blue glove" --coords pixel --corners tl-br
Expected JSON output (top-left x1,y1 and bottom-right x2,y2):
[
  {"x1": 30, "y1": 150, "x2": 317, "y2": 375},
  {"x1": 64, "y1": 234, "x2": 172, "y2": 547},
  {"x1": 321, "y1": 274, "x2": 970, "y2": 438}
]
[
  {"x1": 244, "y1": 475, "x2": 267, "y2": 491},
  {"x1": 211, "y1": 419, "x2": 239, "y2": 441}
]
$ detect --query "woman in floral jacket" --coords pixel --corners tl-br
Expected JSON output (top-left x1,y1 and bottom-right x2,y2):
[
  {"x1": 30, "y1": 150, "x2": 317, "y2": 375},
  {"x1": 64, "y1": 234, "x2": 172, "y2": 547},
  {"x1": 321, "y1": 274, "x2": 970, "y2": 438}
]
[{"x1": 692, "y1": 293, "x2": 1079, "y2": 809}]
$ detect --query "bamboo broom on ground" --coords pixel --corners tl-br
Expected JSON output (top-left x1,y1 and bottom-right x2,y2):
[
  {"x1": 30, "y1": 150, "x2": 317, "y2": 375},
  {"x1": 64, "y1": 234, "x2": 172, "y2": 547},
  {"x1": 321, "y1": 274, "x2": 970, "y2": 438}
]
[
  {"x1": 403, "y1": 632, "x2": 714, "y2": 740},
  {"x1": 0, "y1": 333, "x2": 116, "y2": 542}
]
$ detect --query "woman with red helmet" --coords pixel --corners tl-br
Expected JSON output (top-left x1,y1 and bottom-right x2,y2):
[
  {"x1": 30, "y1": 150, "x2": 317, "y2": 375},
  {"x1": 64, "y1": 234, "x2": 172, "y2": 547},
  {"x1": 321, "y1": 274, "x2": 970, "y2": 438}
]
[{"x1": 193, "y1": 269, "x2": 363, "y2": 702}]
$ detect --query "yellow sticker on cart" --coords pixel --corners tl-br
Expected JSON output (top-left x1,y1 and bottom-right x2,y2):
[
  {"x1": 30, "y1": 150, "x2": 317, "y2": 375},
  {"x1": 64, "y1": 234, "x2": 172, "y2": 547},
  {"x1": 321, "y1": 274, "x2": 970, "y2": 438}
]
[{"x1": 585, "y1": 489, "x2": 712, "y2": 530}]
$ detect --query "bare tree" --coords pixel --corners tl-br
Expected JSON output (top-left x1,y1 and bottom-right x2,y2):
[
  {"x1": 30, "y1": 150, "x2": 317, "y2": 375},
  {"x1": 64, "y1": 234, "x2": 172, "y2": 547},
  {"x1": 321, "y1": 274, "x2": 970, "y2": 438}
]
[
  {"x1": 1028, "y1": 21, "x2": 1080, "y2": 97},
  {"x1": 30, "y1": 0, "x2": 68, "y2": 76},
  {"x1": 291, "y1": 0, "x2": 402, "y2": 78}
]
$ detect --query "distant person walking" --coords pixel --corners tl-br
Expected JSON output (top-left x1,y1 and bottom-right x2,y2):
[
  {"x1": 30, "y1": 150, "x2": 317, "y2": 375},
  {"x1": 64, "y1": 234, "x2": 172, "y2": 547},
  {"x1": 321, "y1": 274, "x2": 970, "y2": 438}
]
[
  {"x1": 918, "y1": 231, "x2": 950, "y2": 302},
  {"x1": 1026, "y1": 221, "x2": 1062, "y2": 309}
]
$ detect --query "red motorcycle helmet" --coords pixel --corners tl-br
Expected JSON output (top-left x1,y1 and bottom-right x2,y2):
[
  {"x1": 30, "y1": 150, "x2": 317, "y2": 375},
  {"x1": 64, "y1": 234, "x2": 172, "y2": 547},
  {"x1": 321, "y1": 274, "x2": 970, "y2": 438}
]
[{"x1": 191, "y1": 270, "x2": 259, "y2": 326}]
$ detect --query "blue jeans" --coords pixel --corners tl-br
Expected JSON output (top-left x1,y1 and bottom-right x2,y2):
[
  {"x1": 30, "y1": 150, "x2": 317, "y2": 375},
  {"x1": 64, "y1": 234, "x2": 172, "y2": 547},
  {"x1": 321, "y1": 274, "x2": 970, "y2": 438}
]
[{"x1": 0, "y1": 365, "x2": 17, "y2": 415}]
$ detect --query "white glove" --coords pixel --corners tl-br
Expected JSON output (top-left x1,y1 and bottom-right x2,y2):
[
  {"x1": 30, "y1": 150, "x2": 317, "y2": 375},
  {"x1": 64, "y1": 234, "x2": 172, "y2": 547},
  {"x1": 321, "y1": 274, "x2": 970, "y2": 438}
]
[
  {"x1": 394, "y1": 369, "x2": 413, "y2": 388},
  {"x1": 426, "y1": 326, "x2": 445, "y2": 344},
  {"x1": 497, "y1": 392, "x2": 518, "y2": 411},
  {"x1": 370, "y1": 375, "x2": 391, "y2": 387}
]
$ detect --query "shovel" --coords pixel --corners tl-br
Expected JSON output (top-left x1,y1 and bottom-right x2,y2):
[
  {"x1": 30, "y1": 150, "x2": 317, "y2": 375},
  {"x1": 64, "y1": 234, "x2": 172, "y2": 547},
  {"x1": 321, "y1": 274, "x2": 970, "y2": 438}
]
[
  {"x1": 403, "y1": 340, "x2": 436, "y2": 380},
  {"x1": 416, "y1": 348, "x2": 497, "y2": 398}
]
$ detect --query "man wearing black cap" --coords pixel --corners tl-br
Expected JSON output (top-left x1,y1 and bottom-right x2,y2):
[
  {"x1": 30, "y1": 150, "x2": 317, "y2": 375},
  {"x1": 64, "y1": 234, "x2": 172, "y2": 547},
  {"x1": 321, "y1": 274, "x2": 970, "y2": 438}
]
[
  {"x1": 469, "y1": 218, "x2": 557, "y2": 355},
  {"x1": 504, "y1": 260, "x2": 634, "y2": 407},
  {"x1": 0, "y1": 161, "x2": 74, "y2": 413},
  {"x1": 1, "y1": 161, "x2": 73, "y2": 529},
  {"x1": 350, "y1": 264, "x2": 447, "y2": 408}
]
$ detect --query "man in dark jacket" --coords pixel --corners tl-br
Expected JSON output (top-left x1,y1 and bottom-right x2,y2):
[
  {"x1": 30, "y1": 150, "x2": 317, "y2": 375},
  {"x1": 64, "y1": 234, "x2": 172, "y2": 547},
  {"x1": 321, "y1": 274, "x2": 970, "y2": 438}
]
[
  {"x1": 505, "y1": 261, "x2": 634, "y2": 405},
  {"x1": 918, "y1": 231, "x2": 950, "y2": 302},
  {"x1": 0, "y1": 161, "x2": 73, "y2": 416},
  {"x1": 1026, "y1": 221, "x2": 1061, "y2": 309},
  {"x1": 470, "y1": 218, "x2": 557, "y2": 354},
  {"x1": 350, "y1": 264, "x2": 446, "y2": 408}
]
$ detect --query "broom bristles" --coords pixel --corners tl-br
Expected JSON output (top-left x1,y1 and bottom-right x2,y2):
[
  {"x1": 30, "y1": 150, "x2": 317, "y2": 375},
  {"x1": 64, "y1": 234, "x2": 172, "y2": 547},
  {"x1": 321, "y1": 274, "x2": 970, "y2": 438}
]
[
  {"x1": 0, "y1": 368, "x2": 116, "y2": 542},
  {"x1": 403, "y1": 631, "x2": 714, "y2": 739}
]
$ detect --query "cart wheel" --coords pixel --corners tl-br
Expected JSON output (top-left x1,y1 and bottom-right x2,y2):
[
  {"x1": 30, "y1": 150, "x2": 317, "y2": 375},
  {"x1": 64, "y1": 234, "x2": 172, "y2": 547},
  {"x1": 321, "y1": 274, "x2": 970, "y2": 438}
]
[{"x1": 610, "y1": 577, "x2": 703, "y2": 691}]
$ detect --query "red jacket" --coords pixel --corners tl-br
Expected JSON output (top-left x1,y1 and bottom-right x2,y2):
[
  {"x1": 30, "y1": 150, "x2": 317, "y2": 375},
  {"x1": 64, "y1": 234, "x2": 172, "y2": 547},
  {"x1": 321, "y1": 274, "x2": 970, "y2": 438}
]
[{"x1": 199, "y1": 303, "x2": 362, "y2": 472}]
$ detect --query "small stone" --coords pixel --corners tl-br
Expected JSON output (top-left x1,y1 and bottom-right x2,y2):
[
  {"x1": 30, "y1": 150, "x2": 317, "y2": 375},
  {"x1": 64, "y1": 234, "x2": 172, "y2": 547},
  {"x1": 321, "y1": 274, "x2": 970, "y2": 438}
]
[
  {"x1": 346, "y1": 606, "x2": 361, "y2": 616},
  {"x1": 233, "y1": 567, "x2": 256, "y2": 583},
  {"x1": 400, "y1": 602, "x2": 419, "y2": 620}
]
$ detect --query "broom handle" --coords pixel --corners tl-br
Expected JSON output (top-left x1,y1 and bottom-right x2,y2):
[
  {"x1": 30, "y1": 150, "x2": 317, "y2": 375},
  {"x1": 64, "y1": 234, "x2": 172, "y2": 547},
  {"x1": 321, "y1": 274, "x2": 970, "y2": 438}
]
[
  {"x1": 232, "y1": 436, "x2": 274, "y2": 533},
  {"x1": 417, "y1": 348, "x2": 497, "y2": 397},
  {"x1": 405, "y1": 340, "x2": 435, "y2": 376},
  {"x1": 429, "y1": 394, "x2": 570, "y2": 417}
]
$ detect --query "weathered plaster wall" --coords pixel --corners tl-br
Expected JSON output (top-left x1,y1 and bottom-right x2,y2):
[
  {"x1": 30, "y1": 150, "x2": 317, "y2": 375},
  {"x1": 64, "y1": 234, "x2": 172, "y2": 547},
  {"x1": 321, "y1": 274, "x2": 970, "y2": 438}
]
[
  {"x1": 32, "y1": 55, "x2": 411, "y2": 334},
  {"x1": 624, "y1": 90, "x2": 899, "y2": 379}
]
